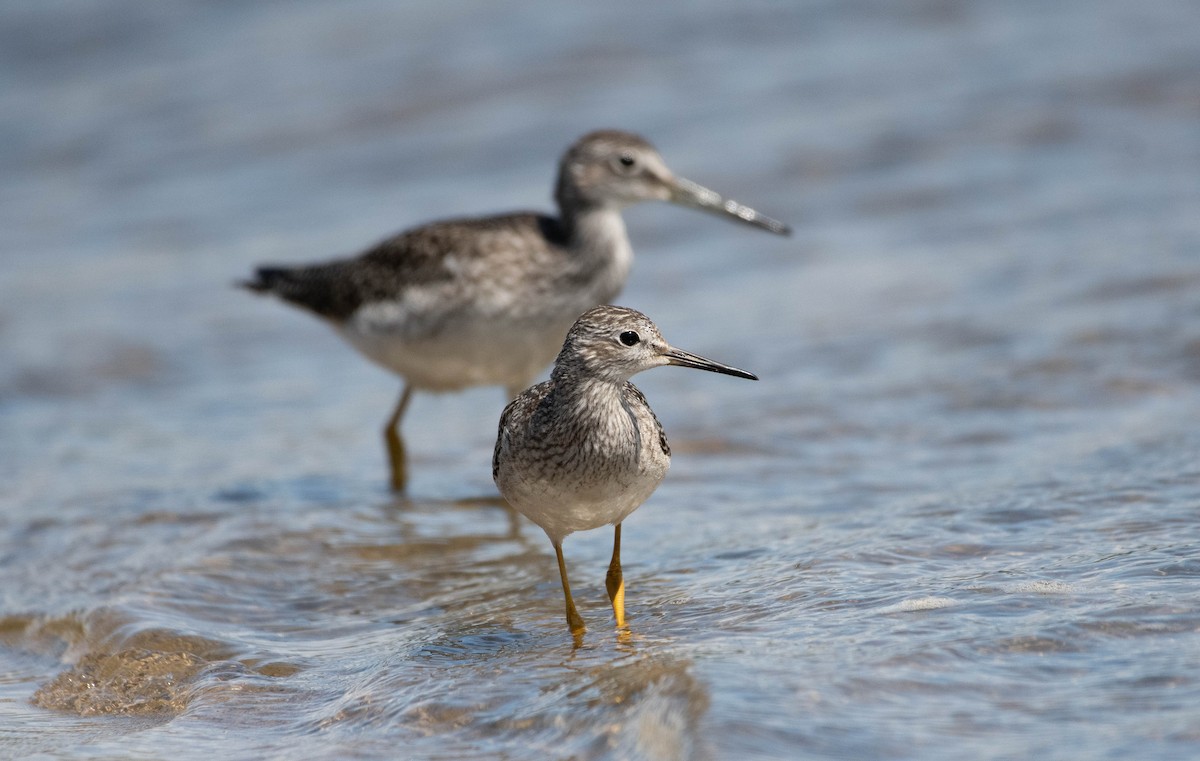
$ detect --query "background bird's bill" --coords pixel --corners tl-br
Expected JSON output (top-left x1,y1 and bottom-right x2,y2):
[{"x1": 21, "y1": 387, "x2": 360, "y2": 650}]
[{"x1": 669, "y1": 176, "x2": 792, "y2": 236}]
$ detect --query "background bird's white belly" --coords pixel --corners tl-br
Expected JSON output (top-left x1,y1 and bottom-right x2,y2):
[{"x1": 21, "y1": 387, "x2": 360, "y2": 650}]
[
  {"x1": 337, "y1": 255, "x2": 627, "y2": 393},
  {"x1": 333, "y1": 307, "x2": 566, "y2": 391}
]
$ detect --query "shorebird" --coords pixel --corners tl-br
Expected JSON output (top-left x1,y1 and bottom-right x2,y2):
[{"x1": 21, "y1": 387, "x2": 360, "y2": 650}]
[
  {"x1": 492, "y1": 305, "x2": 757, "y2": 637},
  {"x1": 243, "y1": 130, "x2": 787, "y2": 490}
]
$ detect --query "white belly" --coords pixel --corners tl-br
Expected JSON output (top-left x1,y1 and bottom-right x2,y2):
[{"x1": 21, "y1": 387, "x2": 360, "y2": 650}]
[{"x1": 502, "y1": 458, "x2": 668, "y2": 546}]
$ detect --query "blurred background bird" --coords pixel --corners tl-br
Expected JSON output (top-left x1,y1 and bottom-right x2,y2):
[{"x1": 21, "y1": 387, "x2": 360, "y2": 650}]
[{"x1": 244, "y1": 130, "x2": 789, "y2": 489}]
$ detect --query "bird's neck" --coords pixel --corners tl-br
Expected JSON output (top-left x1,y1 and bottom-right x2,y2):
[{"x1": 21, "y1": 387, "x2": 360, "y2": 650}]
[
  {"x1": 556, "y1": 205, "x2": 633, "y2": 300},
  {"x1": 560, "y1": 203, "x2": 629, "y2": 250},
  {"x1": 547, "y1": 373, "x2": 630, "y2": 420},
  {"x1": 543, "y1": 376, "x2": 641, "y2": 454}
]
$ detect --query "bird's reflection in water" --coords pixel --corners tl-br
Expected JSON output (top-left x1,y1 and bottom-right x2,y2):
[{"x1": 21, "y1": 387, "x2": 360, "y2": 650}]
[
  {"x1": 558, "y1": 651, "x2": 714, "y2": 761},
  {"x1": 368, "y1": 492, "x2": 699, "y2": 651},
  {"x1": 383, "y1": 492, "x2": 527, "y2": 541}
]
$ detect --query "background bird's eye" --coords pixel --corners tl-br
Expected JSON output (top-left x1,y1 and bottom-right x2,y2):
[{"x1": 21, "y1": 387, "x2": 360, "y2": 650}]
[
  {"x1": 618, "y1": 154, "x2": 636, "y2": 169},
  {"x1": 619, "y1": 331, "x2": 640, "y2": 346}
]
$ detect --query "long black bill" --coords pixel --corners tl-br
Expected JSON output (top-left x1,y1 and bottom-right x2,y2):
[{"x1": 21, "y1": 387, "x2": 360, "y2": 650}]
[
  {"x1": 664, "y1": 347, "x2": 758, "y2": 380},
  {"x1": 670, "y1": 176, "x2": 792, "y2": 236}
]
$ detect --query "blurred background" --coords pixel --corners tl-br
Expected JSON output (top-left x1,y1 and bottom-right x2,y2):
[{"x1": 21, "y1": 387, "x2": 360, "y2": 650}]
[{"x1": 2, "y1": 1, "x2": 1199, "y2": 759}]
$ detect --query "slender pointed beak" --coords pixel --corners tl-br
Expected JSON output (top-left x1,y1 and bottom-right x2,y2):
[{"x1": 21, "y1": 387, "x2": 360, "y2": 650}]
[
  {"x1": 663, "y1": 346, "x2": 759, "y2": 380},
  {"x1": 669, "y1": 176, "x2": 792, "y2": 236}
]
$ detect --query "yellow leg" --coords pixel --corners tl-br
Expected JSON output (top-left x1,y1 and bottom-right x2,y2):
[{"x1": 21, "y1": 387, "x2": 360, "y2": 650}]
[
  {"x1": 554, "y1": 541, "x2": 587, "y2": 636},
  {"x1": 606, "y1": 523, "x2": 626, "y2": 628},
  {"x1": 384, "y1": 386, "x2": 413, "y2": 492}
]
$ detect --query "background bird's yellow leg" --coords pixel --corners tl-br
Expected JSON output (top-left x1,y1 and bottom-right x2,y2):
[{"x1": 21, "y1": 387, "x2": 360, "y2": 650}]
[
  {"x1": 606, "y1": 523, "x2": 626, "y2": 628},
  {"x1": 554, "y1": 542, "x2": 587, "y2": 635},
  {"x1": 384, "y1": 385, "x2": 413, "y2": 491}
]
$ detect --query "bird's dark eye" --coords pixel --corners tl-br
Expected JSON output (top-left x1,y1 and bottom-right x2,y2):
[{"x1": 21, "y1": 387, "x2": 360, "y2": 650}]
[
  {"x1": 619, "y1": 331, "x2": 640, "y2": 346},
  {"x1": 618, "y1": 153, "x2": 636, "y2": 168}
]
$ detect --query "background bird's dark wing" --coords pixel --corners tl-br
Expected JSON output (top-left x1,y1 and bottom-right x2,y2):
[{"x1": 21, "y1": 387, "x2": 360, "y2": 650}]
[{"x1": 243, "y1": 212, "x2": 563, "y2": 320}]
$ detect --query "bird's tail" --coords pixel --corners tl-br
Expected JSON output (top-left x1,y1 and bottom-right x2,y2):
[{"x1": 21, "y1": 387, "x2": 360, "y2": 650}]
[
  {"x1": 239, "y1": 266, "x2": 294, "y2": 294},
  {"x1": 238, "y1": 263, "x2": 356, "y2": 320}
]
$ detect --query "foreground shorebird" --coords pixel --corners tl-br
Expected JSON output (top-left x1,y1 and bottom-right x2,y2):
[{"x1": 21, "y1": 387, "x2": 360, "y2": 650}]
[
  {"x1": 243, "y1": 130, "x2": 787, "y2": 490},
  {"x1": 493, "y1": 305, "x2": 757, "y2": 637}
]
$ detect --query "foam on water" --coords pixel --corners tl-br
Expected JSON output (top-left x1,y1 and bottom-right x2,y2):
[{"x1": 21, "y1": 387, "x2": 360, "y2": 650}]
[{"x1": 879, "y1": 597, "x2": 958, "y2": 614}]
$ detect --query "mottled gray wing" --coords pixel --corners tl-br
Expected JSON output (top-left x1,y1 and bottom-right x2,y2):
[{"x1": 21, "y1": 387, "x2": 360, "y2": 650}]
[
  {"x1": 244, "y1": 212, "x2": 563, "y2": 321},
  {"x1": 625, "y1": 382, "x2": 669, "y2": 457},
  {"x1": 493, "y1": 381, "x2": 553, "y2": 482}
]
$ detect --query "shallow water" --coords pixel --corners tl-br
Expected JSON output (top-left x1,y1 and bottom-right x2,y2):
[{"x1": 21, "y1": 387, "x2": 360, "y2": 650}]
[{"x1": 3, "y1": 0, "x2": 1200, "y2": 758}]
